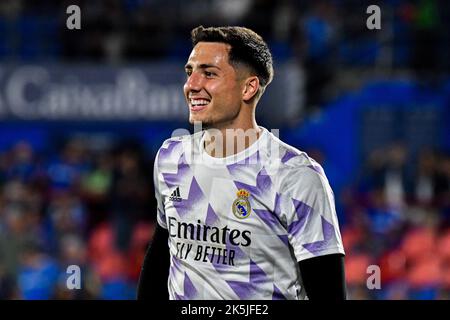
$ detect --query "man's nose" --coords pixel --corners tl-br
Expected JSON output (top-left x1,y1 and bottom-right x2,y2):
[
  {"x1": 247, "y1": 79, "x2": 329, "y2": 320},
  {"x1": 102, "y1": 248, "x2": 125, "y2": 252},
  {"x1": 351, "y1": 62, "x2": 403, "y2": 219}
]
[{"x1": 185, "y1": 72, "x2": 202, "y2": 91}]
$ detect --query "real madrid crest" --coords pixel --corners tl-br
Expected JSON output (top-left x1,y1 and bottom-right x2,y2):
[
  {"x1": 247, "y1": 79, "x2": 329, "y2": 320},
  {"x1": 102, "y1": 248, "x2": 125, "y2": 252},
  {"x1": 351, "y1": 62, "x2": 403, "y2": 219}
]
[{"x1": 232, "y1": 189, "x2": 252, "y2": 219}]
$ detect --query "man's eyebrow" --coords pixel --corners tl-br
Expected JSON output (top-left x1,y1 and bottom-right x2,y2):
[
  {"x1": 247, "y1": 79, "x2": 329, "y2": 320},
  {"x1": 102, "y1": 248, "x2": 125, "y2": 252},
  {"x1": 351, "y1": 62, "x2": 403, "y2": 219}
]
[{"x1": 184, "y1": 63, "x2": 221, "y2": 70}]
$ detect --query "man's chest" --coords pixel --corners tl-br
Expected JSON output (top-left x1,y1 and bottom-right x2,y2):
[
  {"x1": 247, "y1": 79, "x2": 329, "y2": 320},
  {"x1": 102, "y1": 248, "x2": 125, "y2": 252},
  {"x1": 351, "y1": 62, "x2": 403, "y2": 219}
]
[{"x1": 160, "y1": 164, "x2": 281, "y2": 236}]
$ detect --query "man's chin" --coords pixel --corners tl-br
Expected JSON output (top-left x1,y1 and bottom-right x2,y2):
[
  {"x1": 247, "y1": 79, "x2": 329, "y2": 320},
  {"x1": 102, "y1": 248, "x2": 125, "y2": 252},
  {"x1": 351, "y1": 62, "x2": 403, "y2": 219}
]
[{"x1": 189, "y1": 117, "x2": 211, "y2": 128}]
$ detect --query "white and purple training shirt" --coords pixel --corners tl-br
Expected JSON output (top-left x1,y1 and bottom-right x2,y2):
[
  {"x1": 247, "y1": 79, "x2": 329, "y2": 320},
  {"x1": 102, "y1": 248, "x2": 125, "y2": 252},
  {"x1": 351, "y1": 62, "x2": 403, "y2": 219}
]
[{"x1": 154, "y1": 127, "x2": 345, "y2": 300}]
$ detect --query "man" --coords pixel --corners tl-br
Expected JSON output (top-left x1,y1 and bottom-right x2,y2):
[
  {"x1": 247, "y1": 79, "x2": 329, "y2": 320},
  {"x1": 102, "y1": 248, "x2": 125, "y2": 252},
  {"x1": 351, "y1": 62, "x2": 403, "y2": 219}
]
[{"x1": 137, "y1": 26, "x2": 346, "y2": 300}]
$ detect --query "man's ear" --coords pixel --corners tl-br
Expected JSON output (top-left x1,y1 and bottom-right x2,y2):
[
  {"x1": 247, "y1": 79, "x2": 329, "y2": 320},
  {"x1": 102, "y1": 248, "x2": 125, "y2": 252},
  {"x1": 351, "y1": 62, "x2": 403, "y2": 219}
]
[{"x1": 242, "y1": 76, "x2": 260, "y2": 102}]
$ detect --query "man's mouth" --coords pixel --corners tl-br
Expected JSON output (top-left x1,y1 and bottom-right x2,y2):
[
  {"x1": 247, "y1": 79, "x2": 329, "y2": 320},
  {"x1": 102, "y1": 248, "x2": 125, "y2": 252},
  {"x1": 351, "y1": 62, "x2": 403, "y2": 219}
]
[{"x1": 189, "y1": 98, "x2": 210, "y2": 112}]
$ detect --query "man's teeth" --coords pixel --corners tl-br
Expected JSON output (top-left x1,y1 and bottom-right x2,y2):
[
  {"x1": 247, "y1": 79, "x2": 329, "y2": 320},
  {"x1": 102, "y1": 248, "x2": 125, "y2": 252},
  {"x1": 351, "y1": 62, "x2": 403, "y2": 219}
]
[{"x1": 191, "y1": 99, "x2": 209, "y2": 106}]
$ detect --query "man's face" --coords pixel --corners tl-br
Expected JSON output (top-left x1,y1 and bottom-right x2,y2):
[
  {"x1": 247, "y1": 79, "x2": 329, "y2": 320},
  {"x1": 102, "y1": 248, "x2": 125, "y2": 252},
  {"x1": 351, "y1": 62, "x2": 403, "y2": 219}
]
[{"x1": 184, "y1": 42, "x2": 244, "y2": 128}]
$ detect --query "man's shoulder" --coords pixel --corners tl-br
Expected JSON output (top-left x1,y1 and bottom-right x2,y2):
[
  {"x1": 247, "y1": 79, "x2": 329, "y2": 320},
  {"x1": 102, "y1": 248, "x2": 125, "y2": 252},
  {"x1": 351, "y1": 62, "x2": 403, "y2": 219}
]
[
  {"x1": 155, "y1": 132, "x2": 200, "y2": 166},
  {"x1": 158, "y1": 131, "x2": 201, "y2": 152},
  {"x1": 266, "y1": 133, "x2": 313, "y2": 168},
  {"x1": 266, "y1": 133, "x2": 327, "y2": 182}
]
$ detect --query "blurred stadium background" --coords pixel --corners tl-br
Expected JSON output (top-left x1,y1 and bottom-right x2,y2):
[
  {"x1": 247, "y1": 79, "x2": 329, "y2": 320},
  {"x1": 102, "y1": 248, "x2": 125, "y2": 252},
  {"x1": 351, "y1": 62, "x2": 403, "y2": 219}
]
[{"x1": 0, "y1": 0, "x2": 449, "y2": 300}]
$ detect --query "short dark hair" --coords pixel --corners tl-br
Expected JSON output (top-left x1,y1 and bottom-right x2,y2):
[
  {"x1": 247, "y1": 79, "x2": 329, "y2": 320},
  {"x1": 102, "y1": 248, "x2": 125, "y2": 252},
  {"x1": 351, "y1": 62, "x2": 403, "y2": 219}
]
[{"x1": 191, "y1": 26, "x2": 274, "y2": 97}]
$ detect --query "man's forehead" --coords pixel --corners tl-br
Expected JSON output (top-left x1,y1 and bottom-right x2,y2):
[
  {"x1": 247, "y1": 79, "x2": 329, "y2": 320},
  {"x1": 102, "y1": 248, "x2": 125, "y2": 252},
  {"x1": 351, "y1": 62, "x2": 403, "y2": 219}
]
[{"x1": 186, "y1": 42, "x2": 231, "y2": 66}]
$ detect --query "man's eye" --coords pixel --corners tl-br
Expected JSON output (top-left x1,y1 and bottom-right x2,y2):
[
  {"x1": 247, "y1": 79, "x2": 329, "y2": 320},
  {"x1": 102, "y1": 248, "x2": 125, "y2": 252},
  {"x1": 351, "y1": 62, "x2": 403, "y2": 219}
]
[
  {"x1": 205, "y1": 71, "x2": 215, "y2": 77},
  {"x1": 185, "y1": 70, "x2": 192, "y2": 77}
]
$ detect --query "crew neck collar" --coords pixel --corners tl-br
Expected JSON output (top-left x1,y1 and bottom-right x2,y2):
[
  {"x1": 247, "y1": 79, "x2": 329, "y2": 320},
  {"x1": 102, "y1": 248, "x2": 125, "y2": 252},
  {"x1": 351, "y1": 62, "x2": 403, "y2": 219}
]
[{"x1": 198, "y1": 126, "x2": 268, "y2": 166}]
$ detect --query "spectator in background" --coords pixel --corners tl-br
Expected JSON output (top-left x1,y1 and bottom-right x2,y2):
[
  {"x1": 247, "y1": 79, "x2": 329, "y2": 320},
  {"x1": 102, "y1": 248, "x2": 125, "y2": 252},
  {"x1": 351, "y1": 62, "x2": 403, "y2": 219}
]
[
  {"x1": 365, "y1": 187, "x2": 406, "y2": 254},
  {"x1": 297, "y1": 1, "x2": 339, "y2": 112},
  {"x1": 53, "y1": 234, "x2": 101, "y2": 299},
  {"x1": 0, "y1": 1, "x2": 23, "y2": 17},
  {"x1": 110, "y1": 144, "x2": 151, "y2": 252},
  {"x1": 0, "y1": 263, "x2": 18, "y2": 299},
  {"x1": 433, "y1": 153, "x2": 450, "y2": 227},
  {"x1": 17, "y1": 241, "x2": 60, "y2": 300},
  {"x1": 434, "y1": 153, "x2": 450, "y2": 202},
  {"x1": 87, "y1": 222, "x2": 133, "y2": 299},
  {"x1": 241, "y1": 0, "x2": 276, "y2": 40},
  {"x1": 6, "y1": 141, "x2": 39, "y2": 183},
  {"x1": 357, "y1": 143, "x2": 410, "y2": 213},
  {"x1": 0, "y1": 152, "x2": 7, "y2": 186},
  {"x1": 383, "y1": 143, "x2": 410, "y2": 212},
  {"x1": 414, "y1": 149, "x2": 438, "y2": 207},
  {"x1": 46, "y1": 139, "x2": 90, "y2": 195},
  {"x1": 44, "y1": 191, "x2": 87, "y2": 254},
  {"x1": 411, "y1": 0, "x2": 442, "y2": 83},
  {"x1": 0, "y1": 182, "x2": 39, "y2": 279},
  {"x1": 80, "y1": 151, "x2": 114, "y2": 233}
]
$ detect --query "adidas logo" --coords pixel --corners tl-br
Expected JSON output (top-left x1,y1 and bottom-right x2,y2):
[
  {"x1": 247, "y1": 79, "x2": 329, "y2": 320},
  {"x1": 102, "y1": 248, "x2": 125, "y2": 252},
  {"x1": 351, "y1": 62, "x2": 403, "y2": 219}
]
[{"x1": 169, "y1": 186, "x2": 182, "y2": 202}]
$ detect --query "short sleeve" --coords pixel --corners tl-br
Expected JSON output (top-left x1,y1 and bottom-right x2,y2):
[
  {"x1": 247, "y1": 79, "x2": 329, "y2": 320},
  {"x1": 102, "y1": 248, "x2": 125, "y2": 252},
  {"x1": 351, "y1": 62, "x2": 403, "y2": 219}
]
[
  {"x1": 154, "y1": 151, "x2": 167, "y2": 229},
  {"x1": 283, "y1": 165, "x2": 345, "y2": 262}
]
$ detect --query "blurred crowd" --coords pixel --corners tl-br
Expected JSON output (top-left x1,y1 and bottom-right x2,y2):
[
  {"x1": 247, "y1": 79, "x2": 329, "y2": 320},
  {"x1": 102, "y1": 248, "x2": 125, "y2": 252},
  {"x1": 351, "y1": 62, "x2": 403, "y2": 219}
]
[
  {"x1": 342, "y1": 143, "x2": 450, "y2": 299},
  {"x1": 0, "y1": 138, "x2": 156, "y2": 299}
]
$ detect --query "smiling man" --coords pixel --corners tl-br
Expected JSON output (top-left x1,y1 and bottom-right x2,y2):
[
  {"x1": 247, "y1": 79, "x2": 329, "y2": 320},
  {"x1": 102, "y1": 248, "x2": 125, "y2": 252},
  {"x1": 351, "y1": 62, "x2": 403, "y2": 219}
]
[{"x1": 137, "y1": 26, "x2": 346, "y2": 300}]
